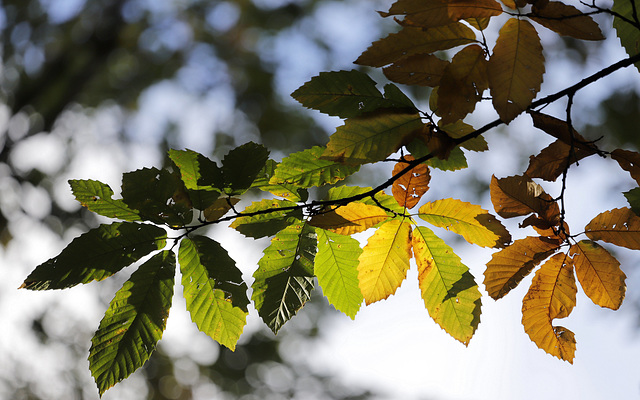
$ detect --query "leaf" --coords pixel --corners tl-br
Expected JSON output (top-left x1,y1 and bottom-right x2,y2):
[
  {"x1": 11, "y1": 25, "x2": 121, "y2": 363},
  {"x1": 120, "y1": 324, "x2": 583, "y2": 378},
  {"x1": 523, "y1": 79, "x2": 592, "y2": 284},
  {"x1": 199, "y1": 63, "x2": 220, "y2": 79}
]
[
  {"x1": 488, "y1": 18, "x2": 545, "y2": 123},
  {"x1": 466, "y1": 17, "x2": 491, "y2": 31},
  {"x1": 624, "y1": 187, "x2": 640, "y2": 216},
  {"x1": 585, "y1": 207, "x2": 640, "y2": 250},
  {"x1": 251, "y1": 159, "x2": 307, "y2": 202},
  {"x1": 252, "y1": 223, "x2": 316, "y2": 333},
  {"x1": 530, "y1": 1, "x2": 604, "y2": 40},
  {"x1": 522, "y1": 253, "x2": 577, "y2": 363},
  {"x1": 69, "y1": 179, "x2": 141, "y2": 221},
  {"x1": 490, "y1": 174, "x2": 560, "y2": 222},
  {"x1": 203, "y1": 197, "x2": 241, "y2": 222},
  {"x1": 168, "y1": 149, "x2": 222, "y2": 210},
  {"x1": 529, "y1": 111, "x2": 598, "y2": 152},
  {"x1": 89, "y1": 250, "x2": 175, "y2": 395},
  {"x1": 611, "y1": 148, "x2": 640, "y2": 185},
  {"x1": 323, "y1": 185, "x2": 405, "y2": 214},
  {"x1": 383, "y1": 0, "x2": 502, "y2": 29},
  {"x1": 271, "y1": 146, "x2": 360, "y2": 188},
  {"x1": 439, "y1": 120, "x2": 488, "y2": 152},
  {"x1": 501, "y1": 0, "x2": 517, "y2": 9},
  {"x1": 383, "y1": 53, "x2": 449, "y2": 87},
  {"x1": 291, "y1": 70, "x2": 414, "y2": 118},
  {"x1": 309, "y1": 202, "x2": 392, "y2": 235},
  {"x1": 230, "y1": 199, "x2": 302, "y2": 239},
  {"x1": 122, "y1": 167, "x2": 193, "y2": 227},
  {"x1": 221, "y1": 142, "x2": 270, "y2": 195},
  {"x1": 382, "y1": 83, "x2": 417, "y2": 109},
  {"x1": 418, "y1": 198, "x2": 511, "y2": 248},
  {"x1": 358, "y1": 219, "x2": 413, "y2": 304},
  {"x1": 315, "y1": 230, "x2": 363, "y2": 319},
  {"x1": 21, "y1": 222, "x2": 167, "y2": 290},
  {"x1": 392, "y1": 155, "x2": 430, "y2": 209},
  {"x1": 436, "y1": 44, "x2": 489, "y2": 124},
  {"x1": 525, "y1": 139, "x2": 594, "y2": 181},
  {"x1": 613, "y1": 0, "x2": 640, "y2": 72},
  {"x1": 412, "y1": 226, "x2": 481, "y2": 345},
  {"x1": 484, "y1": 236, "x2": 560, "y2": 299},
  {"x1": 355, "y1": 23, "x2": 477, "y2": 68},
  {"x1": 322, "y1": 111, "x2": 423, "y2": 165},
  {"x1": 570, "y1": 240, "x2": 626, "y2": 310},
  {"x1": 179, "y1": 237, "x2": 249, "y2": 350},
  {"x1": 404, "y1": 126, "x2": 469, "y2": 171}
]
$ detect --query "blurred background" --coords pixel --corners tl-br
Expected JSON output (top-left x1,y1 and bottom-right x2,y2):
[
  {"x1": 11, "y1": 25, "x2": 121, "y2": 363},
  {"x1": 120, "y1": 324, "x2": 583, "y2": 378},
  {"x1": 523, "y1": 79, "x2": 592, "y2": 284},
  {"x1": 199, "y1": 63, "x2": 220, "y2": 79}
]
[{"x1": 1, "y1": 0, "x2": 640, "y2": 399}]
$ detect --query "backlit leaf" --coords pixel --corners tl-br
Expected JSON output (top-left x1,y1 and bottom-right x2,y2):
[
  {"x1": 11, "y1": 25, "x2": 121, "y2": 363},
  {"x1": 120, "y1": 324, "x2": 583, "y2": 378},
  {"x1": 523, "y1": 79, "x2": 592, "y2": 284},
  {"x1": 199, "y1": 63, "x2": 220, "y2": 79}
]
[
  {"x1": 624, "y1": 187, "x2": 640, "y2": 216},
  {"x1": 271, "y1": 146, "x2": 360, "y2": 188},
  {"x1": 383, "y1": 53, "x2": 449, "y2": 87},
  {"x1": 611, "y1": 148, "x2": 640, "y2": 185},
  {"x1": 466, "y1": 17, "x2": 491, "y2": 31},
  {"x1": 405, "y1": 124, "x2": 469, "y2": 171},
  {"x1": 21, "y1": 222, "x2": 167, "y2": 290},
  {"x1": 612, "y1": 0, "x2": 640, "y2": 72},
  {"x1": 488, "y1": 18, "x2": 545, "y2": 123},
  {"x1": 230, "y1": 199, "x2": 302, "y2": 239},
  {"x1": 440, "y1": 120, "x2": 488, "y2": 152},
  {"x1": 315, "y1": 230, "x2": 363, "y2": 319},
  {"x1": 252, "y1": 223, "x2": 316, "y2": 333},
  {"x1": 570, "y1": 240, "x2": 626, "y2": 310},
  {"x1": 323, "y1": 185, "x2": 405, "y2": 214},
  {"x1": 585, "y1": 207, "x2": 640, "y2": 250},
  {"x1": 530, "y1": 111, "x2": 598, "y2": 153},
  {"x1": 413, "y1": 226, "x2": 481, "y2": 345},
  {"x1": 310, "y1": 202, "x2": 392, "y2": 235},
  {"x1": 522, "y1": 253, "x2": 577, "y2": 363},
  {"x1": 525, "y1": 139, "x2": 594, "y2": 181},
  {"x1": 70, "y1": 179, "x2": 141, "y2": 221},
  {"x1": 530, "y1": 1, "x2": 604, "y2": 40},
  {"x1": 322, "y1": 111, "x2": 423, "y2": 165},
  {"x1": 392, "y1": 155, "x2": 430, "y2": 209},
  {"x1": 490, "y1": 174, "x2": 560, "y2": 222},
  {"x1": 383, "y1": 0, "x2": 502, "y2": 29},
  {"x1": 418, "y1": 198, "x2": 511, "y2": 248},
  {"x1": 179, "y1": 237, "x2": 248, "y2": 350},
  {"x1": 356, "y1": 23, "x2": 476, "y2": 68},
  {"x1": 251, "y1": 159, "x2": 306, "y2": 202},
  {"x1": 358, "y1": 219, "x2": 412, "y2": 304},
  {"x1": 484, "y1": 236, "x2": 560, "y2": 299},
  {"x1": 89, "y1": 251, "x2": 175, "y2": 395},
  {"x1": 203, "y1": 197, "x2": 241, "y2": 222},
  {"x1": 221, "y1": 142, "x2": 269, "y2": 195},
  {"x1": 168, "y1": 149, "x2": 223, "y2": 210}
]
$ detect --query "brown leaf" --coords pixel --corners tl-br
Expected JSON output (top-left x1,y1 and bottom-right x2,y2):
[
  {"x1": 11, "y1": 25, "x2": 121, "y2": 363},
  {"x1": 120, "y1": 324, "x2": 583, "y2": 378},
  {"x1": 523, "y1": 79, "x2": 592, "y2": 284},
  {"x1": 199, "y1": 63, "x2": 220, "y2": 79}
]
[
  {"x1": 383, "y1": 53, "x2": 449, "y2": 87},
  {"x1": 204, "y1": 197, "x2": 240, "y2": 221},
  {"x1": 484, "y1": 236, "x2": 560, "y2": 299},
  {"x1": 392, "y1": 155, "x2": 430, "y2": 209},
  {"x1": 530, "y1": 1, "x2": 604, "y2": 41},
  {"x1": 488, "y1": 18, "x2": 545, "y2": 123},
  {"x1": 530, "y1": 111, "x2": 598, "y2": 153},
  {"x1": 382, "y1": 0, "x2": 503, "y2": 29},
  {"x1": 439, "y1": 120, "x2": 488, "y2": 152},
  {"x1": 490, "y1": 175, "x2": 560, "y2": 222},
  {"x1": 611, "y1": 148, "x2": 640, "y2": 185},
  {"x1": 585, "y1": 207, "x2": 640, "y2": 250},
  {"x1": 570, "y1": 240, "x2": 626, "y2": 310},
  {"x1": 466, "y1": 17, "x2": 491, "y2": 30},
  {"x1": 525, "y1": 139, "x2": 594, "y2": 181}
]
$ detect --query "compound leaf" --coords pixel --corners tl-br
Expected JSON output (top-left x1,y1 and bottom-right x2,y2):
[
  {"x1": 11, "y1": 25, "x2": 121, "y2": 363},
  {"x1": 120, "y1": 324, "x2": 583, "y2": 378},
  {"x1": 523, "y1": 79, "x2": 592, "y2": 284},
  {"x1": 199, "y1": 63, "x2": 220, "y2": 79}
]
[{"x1": 69, "y1": 179, "x2": 141, "y2": 221}]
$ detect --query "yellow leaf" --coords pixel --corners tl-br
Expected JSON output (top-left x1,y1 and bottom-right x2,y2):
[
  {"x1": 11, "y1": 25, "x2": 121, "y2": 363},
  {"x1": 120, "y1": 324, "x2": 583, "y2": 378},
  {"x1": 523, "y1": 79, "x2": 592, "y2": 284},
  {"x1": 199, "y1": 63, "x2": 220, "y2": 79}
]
[
  {"x1": 530, "y1": 1, "x2": 604, "y2": 41},
  {"x1": 501, "y1": 0, "x2": 517, "y2": 9},
  {"x1": 570, "y1": 240, "x2": 626, "y2": 310},
  {"x1": 358, "y1": 219, "x2": 413, "y2": 304},
  {"x1": 383, "y1": 53, "x2": 449, "y2": 87},
  {"x1": 413, "y1": 226, "x2": 481, "y2": 345},
  {"x1": 204, "y1": 197, "x2": 240, "y2": 221},
  {"x1": 418, "y1": 198, "x2": 511, "y2": 248},
  {"x1": 488, "y1": 18, "x2": 545, "y2": 123},
  {"x1": 490, "y1": 174, "x2": 560, "y2": 223},
  {"x1": 484, "y1": 236, "x2": 560, "y2": 299},
  {"x1": 356, "y1": 23, "x2": 476, "y2": 68},
  {"x1": 392, "y1": 155, "x2": 430, "y2": 209},
  {"x1": 466, "y1": 17, "x2": 491, "y2": 31},
  {"x1": 611, "y1": 149, "x2": 640, "y2": 185},
  {"x1": 309, "y1": 203, "x2": 392, "y2": 235},
  {"x1": 585, "y1": 207, "x2": 640, "y2": 250},
  {"x1": 522, "y1": 253, "x2": 577, "y2": 363},
  {"x1": 436, "y1": 44, "x2": 489, "y2": 124}
]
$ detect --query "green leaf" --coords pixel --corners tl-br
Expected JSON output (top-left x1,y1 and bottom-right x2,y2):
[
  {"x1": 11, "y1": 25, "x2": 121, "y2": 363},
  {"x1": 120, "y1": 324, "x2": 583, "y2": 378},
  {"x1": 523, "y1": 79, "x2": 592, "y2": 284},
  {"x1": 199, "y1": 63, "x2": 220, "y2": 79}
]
[
  {"x1": 405, "y1": 136, "x2": 468, "y2": 171},
  {"x1": 89, "y1": 250, "x2": 175, "y2": 396},
  {"x1": 69, "y1": 179, "x2": 141, "y2": 221},
  {"x1": 221, "y1": 142, "x2": 269, "y2": 195},
  {"x1": 179, "y1": 237, "x2": 249, "y2": 350},
  {"x1": 315, "y1": 230, "x2": 363, "y2": 318},
  {"x1": 122, "y1": 167, "x2": 193, "y2": 227},
  {"x1": 168, "y1": 149, "x2": 222, "y2": 210},
  {"x1": 291, "y1": 70, "x2": 413, "y2": 118},
  {"x1": 624, "y1": 187, "x2": 640, "y2": 216},
  {"x1": 322, "y1": 111, "x2": 423, "y2": 165},
  {"x1": 613, "y1": 0, "x2": 640, "y2": 72},
  {"x1": 325, "y1": 185, "x2": 405, "y2": 214},
  {"x1": 21, "y1": 222, "x2": 167, "y2": 290},
  {"x1": 251, "y1": 159, "x2": 307, "y2": 202},
  {"x1": 383, "y1": 83, "x2": 417, "y2": 109},
  {"x1": 271, "y1": 146, "x2": 360, "y2": 188},
  {"x1": 252, "y1": 223, "x2": 317, "y2": 333},
  {"x1": 230, "y1": 199, "x2": 303, "y2": 238},
  {"x1": 412, "y1": 226, "x2": 481, "y2": 345}
]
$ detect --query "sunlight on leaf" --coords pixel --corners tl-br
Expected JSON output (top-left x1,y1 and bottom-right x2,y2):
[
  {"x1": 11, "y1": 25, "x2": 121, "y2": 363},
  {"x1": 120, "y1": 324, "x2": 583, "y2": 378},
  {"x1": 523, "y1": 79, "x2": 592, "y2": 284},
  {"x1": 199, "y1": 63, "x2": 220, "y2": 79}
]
[
  {"x1": 585, "y1": 207, "x2": 640, "y2": 250},
  {"x1": 392, "y1": 155, "x2": 430, "y2": 209},
  {"x1": 271, "y1": 146, "x2": 360, "y2": 188},
  {"x1": 69, "y1": 179, "x2": 141, "y2": 221},
  {"x1": 490, "y1": 174, "x2": 560, "y2": 222}
]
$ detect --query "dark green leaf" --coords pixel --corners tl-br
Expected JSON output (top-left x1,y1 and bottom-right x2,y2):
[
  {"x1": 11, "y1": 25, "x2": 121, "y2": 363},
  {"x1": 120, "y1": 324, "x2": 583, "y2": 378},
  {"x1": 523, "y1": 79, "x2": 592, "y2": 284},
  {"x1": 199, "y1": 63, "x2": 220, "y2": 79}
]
[
  {"x1": 252, "y1": 223, "x2": 317, "y2": 333},
  {"x1": 21, "y1": 222, "x2": 167, "y2": 290},
  {"x1": 169, "y1": 149, "x2": 222, "y2": 210},
  {"x1": 271, "y1": 146, "x2": 360, "y2": 188},
  {"x1": 89, "y1": 250, "x2": 175, "y2": 396},
  {"x1": 624, "y1": 187, "x2": 640, "y2": 216},
  {"x1": 251, "y1": 159, "x2": 307, "y2": 202},
  {"x1": 230, "y1": 199, "x2": 303, "y2": 238},
  {"x1": 383, "y1": 83, "x2": 417, "y2": 109},
  {"x1": 69, "y1": 179, "x2": 141, "y2": 221},
  {"x1": 405, "y1": 137, "x2": 468, "y2": 171},
  {"x1": 613, "y1": 0, "x2": 640, "y2": 72},
  {"x1": 221, "y1": 142, "x2": 269, "y2": 195}
]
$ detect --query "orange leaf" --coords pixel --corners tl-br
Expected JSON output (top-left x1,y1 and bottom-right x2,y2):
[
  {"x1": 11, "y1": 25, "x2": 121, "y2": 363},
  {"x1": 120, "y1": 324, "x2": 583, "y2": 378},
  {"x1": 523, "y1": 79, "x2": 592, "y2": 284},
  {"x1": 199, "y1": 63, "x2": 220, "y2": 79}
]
[
  {"x1": 611, "y1": 149, "x2": 640, "y2": 185},
  {"x1": 358, "y1": 219, "x2": 413, "y2": 304},
  {"x1": 522, "y1": 253, "x2": 577, "y2": 363},
  {"x1": 484, "y1": 236, "x2": 560, "y2": 299},
  {"x1": 570, "y1": 240, "x2": 626, "y2": 310},
  {"x1": 530, "y1": 1, "x2": 604, "y2": 41},
  {"x1": 490, "y1": 175, "x2": 560, "y2": 222},
  {"x1": 392, "y1": 155, "x2": 430, "y2": 209},
  {"x1": 488, "y1": 18, "x2": 545, "y2": 123},
  {"x1": 525, "y1": 139, "x2": 593, "y2": 181},
  {"x1": 383, "y1": 53, "x2": 449, "y2": 87},
  {"x1": 585, "y1": 207, "x2": 640, "y2": 250}
]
